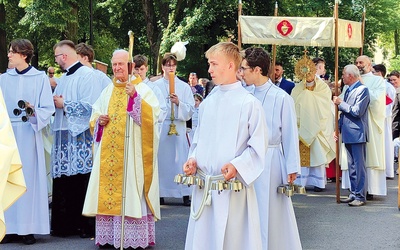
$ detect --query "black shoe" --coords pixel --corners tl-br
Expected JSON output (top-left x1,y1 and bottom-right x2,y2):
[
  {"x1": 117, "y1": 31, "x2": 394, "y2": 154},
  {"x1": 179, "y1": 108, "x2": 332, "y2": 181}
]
[
  {"x1": 1, "y1": 234, "x2": 18, "y2": 244},
  {"x1": 348, "y1": 200, "x2": 366, "y2": 207},
  {"x1": 313, "y1": 186, "x2": 324, "y2": 192},
  {"x1": 160, "y1": 197, "x2": 165, "y2": 205},
  {"x1": 183, "y1": 196, "x2": 191, "y2": 206},
  {"x1": 99, "y1": 243, "x2": 114, "y2": 249},
  {"x1": 340, "y1": 197, "x2": 355, "y2": 203},
  {"x1": 366, "y1": 193, "x2": 374, "y2": 200},
  {"x1": 22, "y1": 234, "x2": 36, "y2": 245}
]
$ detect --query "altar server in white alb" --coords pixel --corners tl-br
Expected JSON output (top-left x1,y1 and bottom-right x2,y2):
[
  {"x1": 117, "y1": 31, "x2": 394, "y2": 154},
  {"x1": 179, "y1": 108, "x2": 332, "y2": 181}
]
[
  {"x1": 154, "y1": 51, "x2": 194, "y2": 206},
  {"x1": 240, "y1": 47, "x2": 302, "y2": 250},
  {"x1": 183, "y1": 42, "x2": 268, "y2": 250},
  {"x1": 0, "y1": 39, "x2": 55, "y2": 245}
]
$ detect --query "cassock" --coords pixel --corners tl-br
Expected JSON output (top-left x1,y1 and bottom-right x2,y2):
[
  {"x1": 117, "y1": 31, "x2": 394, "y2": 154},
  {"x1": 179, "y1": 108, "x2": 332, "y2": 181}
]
[
  {"x1": 251, "y1": 81, "x2": 302, "y2": 250},
  {"x1": 0, "y1": 66, "x2": 54, "y2": 235},
  {"x1": 153, "y1": 76, "x2": 194, "y2": 198},
  {"x1": 0, "y1": 88, "x2": 26, "y2": 241},
  {"x1": 341, "y1": 72, "x2": 386, "y2": 195},
  {"x1": 185, "y1": 82, "x2": 267, "y2": 250},
  {"x1": 83, "y1": 76, "x2": 160, "y2": 249},
  {"x1": 51, "y1": 62, "x2": 104, "y2": 236},
  {"x1": 292, "y1": 76, "x2": 336, "y2": 189}
]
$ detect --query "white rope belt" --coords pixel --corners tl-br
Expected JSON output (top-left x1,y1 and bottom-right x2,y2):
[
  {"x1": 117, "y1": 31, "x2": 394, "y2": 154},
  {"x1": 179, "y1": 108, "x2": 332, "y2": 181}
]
[{"x1": 190, "y1": 169, "x2": 225, "y2": 221}]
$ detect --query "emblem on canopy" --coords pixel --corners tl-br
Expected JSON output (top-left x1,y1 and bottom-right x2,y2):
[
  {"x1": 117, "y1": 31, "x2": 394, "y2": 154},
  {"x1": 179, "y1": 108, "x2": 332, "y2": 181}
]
[{"x1": 277, "y1": 20, "x2": 293, "y2": 36}]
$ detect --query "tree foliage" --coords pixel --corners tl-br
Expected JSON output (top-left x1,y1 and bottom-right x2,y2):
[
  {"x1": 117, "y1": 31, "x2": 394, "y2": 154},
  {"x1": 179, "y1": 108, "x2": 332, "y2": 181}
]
[{"x1": 0, "y1": 0, "x2": 399, "y2": 77}]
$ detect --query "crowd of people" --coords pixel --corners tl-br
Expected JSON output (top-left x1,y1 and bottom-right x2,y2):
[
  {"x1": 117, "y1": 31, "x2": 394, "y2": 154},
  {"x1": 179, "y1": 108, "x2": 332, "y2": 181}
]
[{"x1": 0, "y1": 37, "x2": 398, "y2": 250}]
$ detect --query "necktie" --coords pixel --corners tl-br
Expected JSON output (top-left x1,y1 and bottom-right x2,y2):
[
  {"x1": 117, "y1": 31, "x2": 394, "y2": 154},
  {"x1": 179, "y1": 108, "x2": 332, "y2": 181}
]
[{"x1": 344, "y1": 88, "x2": 350, "y2": 101}]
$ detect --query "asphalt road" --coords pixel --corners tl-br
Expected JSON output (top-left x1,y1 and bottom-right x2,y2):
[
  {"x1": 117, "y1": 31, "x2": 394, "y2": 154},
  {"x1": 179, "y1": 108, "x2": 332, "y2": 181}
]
[{"x1": 2, "y1": 175, "x2": 399, "y2": 250}]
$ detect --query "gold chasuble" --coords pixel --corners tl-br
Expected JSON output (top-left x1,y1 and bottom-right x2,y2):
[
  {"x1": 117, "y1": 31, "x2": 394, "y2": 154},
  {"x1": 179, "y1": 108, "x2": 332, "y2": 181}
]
[
  {"x1": 97, "y1": 77, "x2": 155, "y2": 216},
  {"x1": 0, "y1": 89, "x2": 26, "y2": 241}
]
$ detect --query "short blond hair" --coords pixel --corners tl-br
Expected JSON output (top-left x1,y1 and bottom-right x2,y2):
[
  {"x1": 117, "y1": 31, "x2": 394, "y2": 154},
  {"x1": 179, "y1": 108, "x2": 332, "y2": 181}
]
[{"x1": 205, "y1": 42, "x2": 242, "y2": 71}]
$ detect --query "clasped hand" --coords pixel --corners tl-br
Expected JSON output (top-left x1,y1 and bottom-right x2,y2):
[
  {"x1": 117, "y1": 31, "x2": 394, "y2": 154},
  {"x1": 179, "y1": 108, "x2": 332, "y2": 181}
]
[
  {"x1": 182, "y1": 159, "x2": 238, "y2": 181},
  {"x1": 125, "y1": 82, "x2": 136, "y2": 98}
]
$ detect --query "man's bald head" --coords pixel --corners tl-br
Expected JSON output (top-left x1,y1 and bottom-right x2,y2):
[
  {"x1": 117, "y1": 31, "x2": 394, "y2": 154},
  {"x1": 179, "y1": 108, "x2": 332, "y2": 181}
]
[
  {"x1": 111, "y1": 49, "x2": 131, "y2": 82},
  {"x1": 355, "y1": 55, "x2": 372, "y2": 75}
]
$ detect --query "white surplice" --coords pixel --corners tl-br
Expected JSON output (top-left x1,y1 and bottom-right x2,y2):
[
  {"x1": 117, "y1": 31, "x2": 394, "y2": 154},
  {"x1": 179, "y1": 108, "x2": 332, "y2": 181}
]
[
  {"x1": 185, "y1": 82, "x2": 267, "y2": 250},
  {"x1": 251, "y1": 81, "x2": 302, "y2": 250},
  {"x1": 154, "y1": 76, "x2": 194, "y2": 198},
  {"x1": 0, "y1": 67, "x2": 55, "y2": 235}
]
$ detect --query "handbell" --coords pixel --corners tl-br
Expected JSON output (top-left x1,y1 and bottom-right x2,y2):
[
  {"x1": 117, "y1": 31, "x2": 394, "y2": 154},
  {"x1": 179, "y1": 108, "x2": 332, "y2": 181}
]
[
  {"x1": 25, "y1": 107, "x2": 35, "y2": 116},
  {"x1": 294, "y1": 185, "x2": 306, "y2": 194},
  {"x1": 18, "y1": 100, "x2": 29, "y2": 109},
  {"x1": 186, "y1": 176, "x2": 195, "y2": 186},
  {"x1": 21, "y1": 116, "x2": 29, "y2": 122},
  {"x1": 174, "y1": 174, "x2": 184, "y2": 184},
  {"x1": 13, "y1": 108, "x2": 22, "y2": 116},
  {"x1": 285, "y1": 185, "x2": 294, "y2": 197},
  {"x1": 196, "y1": 178, "x2": 204, "y2": 189}
]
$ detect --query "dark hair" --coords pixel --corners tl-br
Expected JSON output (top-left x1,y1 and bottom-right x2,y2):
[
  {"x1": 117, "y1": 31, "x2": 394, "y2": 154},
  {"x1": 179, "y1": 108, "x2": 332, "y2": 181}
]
[
  {"x1": 161, "y1": 53, "x2": 177, "y2": 66},
  {"x1": 194, "y1": 93, "x2": 203, "y2": 102},
  {"x1": 275, "y1": 61, "x2": 283, "y2": 67},
  {"x1": 373, "y1": 64, "x2": 387, "y2": 78},
  {"x1": 133, "y1": 54, "x2": 148, "y2": 68},
  {"x1": 53, "y1": 40, "x2": 75, "y2": 51},
  {"x1": 390, "y1": 70, "x2": 400, "y2": 78},
  {"x1": 312, "y1": 57, "x2": 325, "y2": 65},
  {"x1": 244, "y1": 47, "x2": 271, "y2": 77},
  {"x1": 75, "y1": 43, "x2": 94, "y2": 62},
  {"x1": 9, "y1": 39, "x2": 34, "y2": 63}
]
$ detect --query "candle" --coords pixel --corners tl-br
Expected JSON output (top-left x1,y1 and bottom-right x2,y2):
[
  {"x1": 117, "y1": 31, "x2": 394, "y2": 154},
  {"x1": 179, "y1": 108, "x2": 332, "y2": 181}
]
[{"x1": 169, "y1": 72, "x2": 175, "y2": 94}]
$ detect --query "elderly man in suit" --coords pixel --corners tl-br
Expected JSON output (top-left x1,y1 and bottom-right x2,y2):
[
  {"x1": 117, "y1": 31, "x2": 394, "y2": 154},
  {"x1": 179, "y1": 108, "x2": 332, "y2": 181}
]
[
  {"x1": 274, "y1": 62, "x2": 295, "y2": 95},
  {"x1": 333, "y1": 64, "x2": 370, "y2": 207}
]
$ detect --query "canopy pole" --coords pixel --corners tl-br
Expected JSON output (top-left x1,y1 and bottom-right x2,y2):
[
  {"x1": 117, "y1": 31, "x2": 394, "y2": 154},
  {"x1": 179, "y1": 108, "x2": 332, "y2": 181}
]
[
  {"x1": 238, "y1": 0, "x2": 242, "y2": 50},
  {"x1": 334, "y1": 0, "x2": 341, "y2": 204},
  {"x1": 271, "y1": 2, "x2": 278, "y2": 81},
  {"x1": 359, "y1": 6, "x2": 366, "y2": 55}
]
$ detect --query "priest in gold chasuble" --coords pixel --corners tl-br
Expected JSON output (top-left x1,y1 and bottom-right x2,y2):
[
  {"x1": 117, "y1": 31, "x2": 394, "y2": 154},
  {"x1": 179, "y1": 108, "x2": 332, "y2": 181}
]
[
  {"x1": 83, "y1": 50, "x2": 160, "y2": 249},
  {"x1": 0, "y1": 88, "x2": 26, "y2": 242},
  {"x1": 291, "y1": 56, "x2": 336, "y2": 192}
]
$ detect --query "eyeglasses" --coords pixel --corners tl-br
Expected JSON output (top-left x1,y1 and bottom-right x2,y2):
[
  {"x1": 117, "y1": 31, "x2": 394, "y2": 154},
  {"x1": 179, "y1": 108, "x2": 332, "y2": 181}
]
[
  {"x1": 48, "y1": 72, "x2": 55, "y2": 75},
  {"x1": 165, "y1": 64, "x2": 177, "y2": 68},
  {"x1": 239, "y1": 66, "x2": 252, "y2": 72},
  {"x1": 54, "y1": 54, "x2": 64, "y2": 59}
]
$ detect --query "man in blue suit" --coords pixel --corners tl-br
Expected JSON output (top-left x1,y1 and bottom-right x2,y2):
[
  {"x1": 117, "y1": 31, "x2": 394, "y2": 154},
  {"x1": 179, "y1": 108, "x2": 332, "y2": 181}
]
[
  {"x1": 333, "y1": 64, "x2": 370, "y2": 207},
  {"x1": 274, "y1": 62, "x2": 295, "y2": 95}
]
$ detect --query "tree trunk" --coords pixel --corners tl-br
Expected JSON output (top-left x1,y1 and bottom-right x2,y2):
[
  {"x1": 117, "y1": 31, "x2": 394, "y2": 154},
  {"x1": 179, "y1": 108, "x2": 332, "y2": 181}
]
[
  {"x1": 395, "y1": 29, "x2": 399, "y2": 57},
  {"x1": 64, "y1": 2, "x2": 79, "y2": 43},
  {"x1": 0, "y1": 4, "x2": 7, "y2": 72}
]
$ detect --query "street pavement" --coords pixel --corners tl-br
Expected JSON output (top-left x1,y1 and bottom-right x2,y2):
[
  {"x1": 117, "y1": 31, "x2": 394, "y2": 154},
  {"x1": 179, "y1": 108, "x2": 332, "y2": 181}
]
[{"x1": 1, "y1": 176, "x2": 399, "y2": 250}]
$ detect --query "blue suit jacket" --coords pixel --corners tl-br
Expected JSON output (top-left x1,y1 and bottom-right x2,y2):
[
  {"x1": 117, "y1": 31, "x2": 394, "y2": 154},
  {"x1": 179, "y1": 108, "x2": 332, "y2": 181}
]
[
  {"x1": 279, "y1": 78, "x2": 295, "y2": 95},
  {"x1": 338, "y1": 81, "x2": 370, "y2": 144}
]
